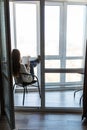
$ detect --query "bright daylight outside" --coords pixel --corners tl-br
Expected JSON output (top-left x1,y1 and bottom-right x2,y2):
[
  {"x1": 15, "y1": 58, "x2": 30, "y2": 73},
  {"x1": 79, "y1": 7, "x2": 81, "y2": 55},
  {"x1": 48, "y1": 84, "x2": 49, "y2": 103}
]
[{"x1": 10, "y1": 2, "x2": 86, "y2": 108}]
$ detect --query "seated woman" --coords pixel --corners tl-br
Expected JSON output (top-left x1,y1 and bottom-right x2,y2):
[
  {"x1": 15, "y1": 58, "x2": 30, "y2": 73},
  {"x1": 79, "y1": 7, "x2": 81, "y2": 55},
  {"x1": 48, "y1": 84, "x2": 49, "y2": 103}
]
[{"x1": 12, "y1": 49, "x2": 40, "y2": 83}]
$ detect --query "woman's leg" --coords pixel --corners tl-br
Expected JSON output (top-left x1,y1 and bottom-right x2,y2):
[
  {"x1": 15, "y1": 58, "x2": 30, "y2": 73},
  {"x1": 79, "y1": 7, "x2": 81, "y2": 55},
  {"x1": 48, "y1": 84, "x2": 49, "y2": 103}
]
[
  {"x1": 30, "y1": 56, "x2": 41, "y2": 76},
  {"x1": 30, "y1": 59, "x2": 39, "y2": 76}
]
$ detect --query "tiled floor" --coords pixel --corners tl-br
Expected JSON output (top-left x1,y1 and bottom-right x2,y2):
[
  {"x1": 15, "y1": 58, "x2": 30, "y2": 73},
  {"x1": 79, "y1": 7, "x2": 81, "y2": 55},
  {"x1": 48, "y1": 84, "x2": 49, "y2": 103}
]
[{"x1": 14, "y1": 90, "x2": 83, "y2": 108}]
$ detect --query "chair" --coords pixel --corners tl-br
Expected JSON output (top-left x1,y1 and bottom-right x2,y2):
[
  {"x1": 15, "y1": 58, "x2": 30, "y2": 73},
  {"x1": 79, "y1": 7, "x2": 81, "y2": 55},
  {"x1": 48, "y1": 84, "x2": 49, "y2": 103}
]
[
  {"x1": 74, "y1": 70, "x2": 84, "y2": 105},
  {"x1": 13, "y1": 73, "x2": 41, "y2": 105},
  {"x1": 74, "y1": 88, "x2": 83, "y2": 105}
]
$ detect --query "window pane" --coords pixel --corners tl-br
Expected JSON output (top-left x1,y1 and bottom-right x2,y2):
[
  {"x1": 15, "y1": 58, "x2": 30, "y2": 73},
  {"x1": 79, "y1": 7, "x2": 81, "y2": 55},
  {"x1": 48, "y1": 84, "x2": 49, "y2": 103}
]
[
  {"x1": 15, "y1": 3, "x2": 37, "y2": 56},
  {"x1": 45, "y1": 60, "x2": 60, "y2": 68},
  {"x1": 66, "y1": 60, "x2": 83, "y2": 68},
  {"x1": 45, "y1": 73, "x2": 60, "y2": 83},
  {"x1": 45, "y1": 5, "x2": 60, "y2": 55},
  {"x1": 66, "y1": 5, "x2": 86, "y2": 56},
  {"x1": 66, "y1": 73, "x2": 82, "y2": 82}
]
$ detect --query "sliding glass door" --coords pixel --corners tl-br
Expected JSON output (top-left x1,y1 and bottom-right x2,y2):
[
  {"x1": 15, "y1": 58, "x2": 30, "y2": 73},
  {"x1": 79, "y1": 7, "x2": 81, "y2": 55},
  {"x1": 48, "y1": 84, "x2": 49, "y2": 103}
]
[
  {"x1": 10, "y1": 1, "x2": 41, "y2": 107},
  {"x1": 10, "y1": 1, "x2": 87, "y2": 110},
  {"x1": 45, "y1": 3, "x2": 86, "y2": 108}
]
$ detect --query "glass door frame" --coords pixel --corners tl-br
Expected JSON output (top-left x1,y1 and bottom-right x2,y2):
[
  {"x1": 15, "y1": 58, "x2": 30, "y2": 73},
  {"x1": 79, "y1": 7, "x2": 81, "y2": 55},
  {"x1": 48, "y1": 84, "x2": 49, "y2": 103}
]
[
  {"x1": 45, "y1": 2, "x2": 86, "y2": 86},
  {"x1": 0, "y1": 0, "x2": 15, "y2": 129},
  {"x1": 44, "y1": 1, "x2": 87, "y2": 111},
  {"x1": 10, "y1": 0, "x2": 87, "y2": 113}
]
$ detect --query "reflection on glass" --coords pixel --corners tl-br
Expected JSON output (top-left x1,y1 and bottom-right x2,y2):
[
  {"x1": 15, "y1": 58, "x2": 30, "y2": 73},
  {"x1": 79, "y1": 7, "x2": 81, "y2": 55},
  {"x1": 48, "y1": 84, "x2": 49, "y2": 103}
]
[
  {"x1": 66, "y1": 5, "x2": 86, "y2": 56},
  {"x1": 45, "y1": 5, "x2": 60, "y2": 55}
]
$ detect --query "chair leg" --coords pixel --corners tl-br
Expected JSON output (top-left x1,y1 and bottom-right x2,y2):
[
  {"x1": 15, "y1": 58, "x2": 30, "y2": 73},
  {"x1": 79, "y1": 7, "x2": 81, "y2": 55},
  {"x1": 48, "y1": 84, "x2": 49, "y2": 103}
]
[
  {"x1": 13, "y1": 84, "x2": 15, "y2": 91},
  {"x1": 79, "y1": 94, "x2": 83, "y2": 106},
  {"x1": 13, "y1": 84, "x2": 16, "y2": 94},
  {"x1": 37, "y1": 81, "x2": 41, "y2": 98},
  {"x1": 23, "y1": 87, "x2": 26, "y2": 105},
  {"x1": 26, "y1": 86, "x2": 28, "y2": 93},
  {"x1": 74, "y1": 89, "x2": 82, "y2": 98}
]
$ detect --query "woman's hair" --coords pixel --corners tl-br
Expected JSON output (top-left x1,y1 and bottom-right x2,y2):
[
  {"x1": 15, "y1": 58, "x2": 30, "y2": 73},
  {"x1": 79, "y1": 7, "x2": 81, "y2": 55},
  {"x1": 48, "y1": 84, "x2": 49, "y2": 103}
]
[{"x1": 12, "y1": 49, "x2": 21, "y2": 76}]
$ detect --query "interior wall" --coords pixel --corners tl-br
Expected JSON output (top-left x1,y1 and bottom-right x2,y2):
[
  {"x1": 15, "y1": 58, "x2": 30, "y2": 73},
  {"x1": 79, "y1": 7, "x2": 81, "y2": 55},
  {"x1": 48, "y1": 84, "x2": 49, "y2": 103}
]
[{"x1": 0, "y1": 20, "x2": 4, "y2": 116}]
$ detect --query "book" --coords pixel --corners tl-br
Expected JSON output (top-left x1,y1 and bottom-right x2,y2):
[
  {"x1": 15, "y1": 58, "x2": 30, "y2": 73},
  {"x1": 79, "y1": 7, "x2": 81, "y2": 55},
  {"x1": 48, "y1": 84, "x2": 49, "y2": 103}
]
[{"x1": 22, "y1": 56, "x2": 30, "y2": 65}]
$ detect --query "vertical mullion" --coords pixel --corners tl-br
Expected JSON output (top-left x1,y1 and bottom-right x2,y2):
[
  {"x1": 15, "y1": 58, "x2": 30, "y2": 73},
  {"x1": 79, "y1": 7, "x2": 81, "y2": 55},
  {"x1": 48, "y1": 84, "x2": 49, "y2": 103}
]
[
  {"x1": 13, "y1": 3, "x2": 17, "y2": 48},
  {"x1": 83, "y1": 5, "x2": 87, "y2": 59},
  {"x1": 60, "y1": 2, "x2": 67, "y2": 85},
  {"x1": 40, "y1": 0, "x2": 45, "y2": 108},
  {"x1": 36, "y1": 2, "x2": 40, "y2": 79},
  {"x1": 37, "y1": 2, "x2": 40, "y2": 55}
]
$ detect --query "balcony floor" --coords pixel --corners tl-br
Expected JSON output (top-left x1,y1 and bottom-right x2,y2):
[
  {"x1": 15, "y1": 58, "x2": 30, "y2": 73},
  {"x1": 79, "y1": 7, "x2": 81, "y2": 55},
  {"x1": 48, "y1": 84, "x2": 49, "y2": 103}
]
[{"x1": 14, "y1": 89, "x2": 83, "y2": 108}]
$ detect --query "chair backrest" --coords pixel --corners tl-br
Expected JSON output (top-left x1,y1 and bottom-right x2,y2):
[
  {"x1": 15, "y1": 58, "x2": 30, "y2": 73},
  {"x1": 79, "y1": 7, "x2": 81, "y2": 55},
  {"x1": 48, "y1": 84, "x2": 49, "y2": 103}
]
[{"x1": 14, "y1": 74, "x2": 23, "y2": 85}]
